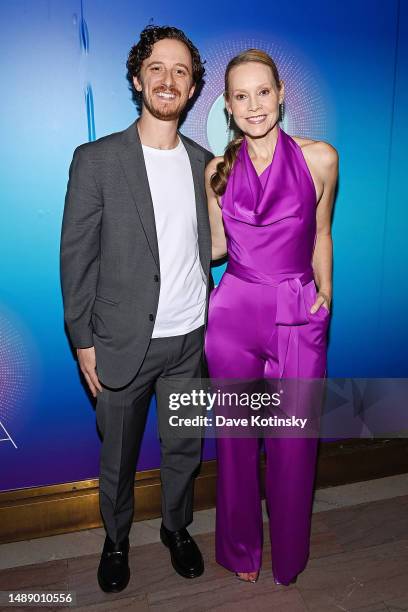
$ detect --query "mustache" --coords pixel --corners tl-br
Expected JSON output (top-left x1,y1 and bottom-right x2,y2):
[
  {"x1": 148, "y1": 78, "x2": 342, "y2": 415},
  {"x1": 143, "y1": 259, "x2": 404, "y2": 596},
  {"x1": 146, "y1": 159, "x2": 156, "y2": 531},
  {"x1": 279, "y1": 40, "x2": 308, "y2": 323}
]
[{"x1": 153, "y1": 85, "x2": 181, "y2": 96}]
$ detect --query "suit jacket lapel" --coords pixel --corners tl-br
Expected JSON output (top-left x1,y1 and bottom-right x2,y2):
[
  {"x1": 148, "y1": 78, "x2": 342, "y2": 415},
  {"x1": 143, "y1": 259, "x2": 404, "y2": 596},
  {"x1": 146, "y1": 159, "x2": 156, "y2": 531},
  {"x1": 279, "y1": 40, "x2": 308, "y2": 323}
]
[
  {"x1": 117, "y1": 120, "x2": 160, "y2": 270},
  {"x1": 117, "y1": 120, "x2": 210, "y2": 276},
  {"x1": 179, "y1": 133, "x2": 211, "y2": 275}
]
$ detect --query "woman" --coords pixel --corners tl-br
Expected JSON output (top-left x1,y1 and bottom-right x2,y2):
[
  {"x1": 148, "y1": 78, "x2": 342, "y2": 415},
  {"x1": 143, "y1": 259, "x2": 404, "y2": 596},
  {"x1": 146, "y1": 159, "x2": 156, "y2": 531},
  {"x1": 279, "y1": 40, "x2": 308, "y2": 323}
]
[{"x1": 204, "y1": 49, "x2": 338, "y2": 585}]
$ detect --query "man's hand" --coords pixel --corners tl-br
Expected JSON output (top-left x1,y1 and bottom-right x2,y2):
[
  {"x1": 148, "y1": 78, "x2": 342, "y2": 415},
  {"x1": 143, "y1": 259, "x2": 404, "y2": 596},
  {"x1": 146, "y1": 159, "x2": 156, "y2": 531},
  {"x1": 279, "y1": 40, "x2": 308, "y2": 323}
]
[{"x1": 76, "y1": 347, "x2": 103, "y2": 397}]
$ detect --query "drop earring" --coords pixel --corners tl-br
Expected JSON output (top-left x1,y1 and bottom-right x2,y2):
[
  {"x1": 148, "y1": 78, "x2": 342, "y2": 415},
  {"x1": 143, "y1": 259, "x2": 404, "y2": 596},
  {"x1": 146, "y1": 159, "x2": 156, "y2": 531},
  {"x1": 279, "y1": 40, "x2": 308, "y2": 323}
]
[{"x1": 226, "y1": 112, "x2": 231, "y2": 132}]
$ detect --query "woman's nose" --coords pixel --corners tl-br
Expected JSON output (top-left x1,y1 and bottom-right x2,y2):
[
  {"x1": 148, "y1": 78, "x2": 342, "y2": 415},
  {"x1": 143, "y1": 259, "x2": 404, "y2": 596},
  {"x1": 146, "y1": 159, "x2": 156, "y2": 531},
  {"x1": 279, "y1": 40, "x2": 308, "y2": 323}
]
[{"x1": 248, "y1": 97, "x2": 261, "y2": 112}]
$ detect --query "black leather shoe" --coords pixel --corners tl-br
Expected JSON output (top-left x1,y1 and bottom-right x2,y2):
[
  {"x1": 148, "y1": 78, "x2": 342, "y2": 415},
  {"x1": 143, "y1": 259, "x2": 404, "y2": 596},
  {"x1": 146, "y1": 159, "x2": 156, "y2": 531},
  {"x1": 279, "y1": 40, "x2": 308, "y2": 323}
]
[
  {"x1": 97, "y1": 534, "x2": 130, "y2": 592},
  {"x1": 160, "y1": 523, "x2": 204, "y2": 579}
]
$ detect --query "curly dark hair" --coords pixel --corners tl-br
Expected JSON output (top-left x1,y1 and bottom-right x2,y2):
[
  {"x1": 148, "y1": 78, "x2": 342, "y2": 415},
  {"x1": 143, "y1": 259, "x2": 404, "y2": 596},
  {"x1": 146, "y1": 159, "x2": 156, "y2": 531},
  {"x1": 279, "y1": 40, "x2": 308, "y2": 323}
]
[{"x1": 126, "y1": 25, "x2": 205, "y2": 103}]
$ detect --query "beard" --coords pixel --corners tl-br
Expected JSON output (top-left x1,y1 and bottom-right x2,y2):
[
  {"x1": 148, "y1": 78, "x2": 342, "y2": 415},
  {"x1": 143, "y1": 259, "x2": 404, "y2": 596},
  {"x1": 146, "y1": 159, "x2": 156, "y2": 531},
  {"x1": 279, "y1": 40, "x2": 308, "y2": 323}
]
[{"x1": 142, "y1": 85, "x2": 187, "y2": 121}]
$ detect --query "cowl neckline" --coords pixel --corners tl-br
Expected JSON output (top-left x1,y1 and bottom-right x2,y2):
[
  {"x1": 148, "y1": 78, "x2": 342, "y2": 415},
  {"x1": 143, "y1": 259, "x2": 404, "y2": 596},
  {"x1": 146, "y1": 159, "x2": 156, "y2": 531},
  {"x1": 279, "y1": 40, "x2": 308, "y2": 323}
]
[
  {"x1": 243, "y1": 125, "x2": 281, "y2": 183},
  {"x1": 222, "y1": 126, "x2": 303, "y2": 226}
]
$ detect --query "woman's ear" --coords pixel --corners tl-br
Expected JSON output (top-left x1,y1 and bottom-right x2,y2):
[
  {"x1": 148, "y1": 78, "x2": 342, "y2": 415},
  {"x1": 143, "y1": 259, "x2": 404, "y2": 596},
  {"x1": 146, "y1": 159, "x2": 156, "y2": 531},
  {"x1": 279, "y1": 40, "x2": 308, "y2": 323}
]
[
  {"x1": 224, "y1": 92, "x2": 232, "y2": 116},
  {"x1": 279, "y1": 80, "x2": 285, "y2": 102}
]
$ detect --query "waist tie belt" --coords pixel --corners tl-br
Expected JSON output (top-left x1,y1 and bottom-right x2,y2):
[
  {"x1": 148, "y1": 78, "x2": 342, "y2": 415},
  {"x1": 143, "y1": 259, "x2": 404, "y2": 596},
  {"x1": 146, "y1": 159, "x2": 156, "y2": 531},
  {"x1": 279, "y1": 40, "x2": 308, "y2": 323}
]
[{"x1": 225, "y1": 258, "x2": 315, "y2": 379}]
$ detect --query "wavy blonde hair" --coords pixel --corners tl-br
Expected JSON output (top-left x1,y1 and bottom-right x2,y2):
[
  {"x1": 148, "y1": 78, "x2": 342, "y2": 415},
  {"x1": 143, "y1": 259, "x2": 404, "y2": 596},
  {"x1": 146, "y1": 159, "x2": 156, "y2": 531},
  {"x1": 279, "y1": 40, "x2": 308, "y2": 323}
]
[{"x1": 210, "y1": 49, "x2": 282, "y2": 196}]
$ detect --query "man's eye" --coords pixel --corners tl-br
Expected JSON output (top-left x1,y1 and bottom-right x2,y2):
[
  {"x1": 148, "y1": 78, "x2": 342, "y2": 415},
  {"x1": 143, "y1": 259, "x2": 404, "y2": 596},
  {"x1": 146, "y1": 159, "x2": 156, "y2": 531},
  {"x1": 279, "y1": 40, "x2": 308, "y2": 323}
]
[
  {"x1": 151, "y1": 66, "x2": 161, "y2": 72},
  {"x1": 176, "y1": 69, "x2": 186, "y2": 75}
]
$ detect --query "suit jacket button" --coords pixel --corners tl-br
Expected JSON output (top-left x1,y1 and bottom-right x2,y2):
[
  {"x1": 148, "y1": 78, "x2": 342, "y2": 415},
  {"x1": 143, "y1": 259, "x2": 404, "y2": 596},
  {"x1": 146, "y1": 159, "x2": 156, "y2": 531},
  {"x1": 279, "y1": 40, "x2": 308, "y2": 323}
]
[
  {"x1": 149, "y1": 314, "x2": 154, "y2": 321},
  {"x1": 154, "y1": 275, "x2": 159, "y2": 282}
]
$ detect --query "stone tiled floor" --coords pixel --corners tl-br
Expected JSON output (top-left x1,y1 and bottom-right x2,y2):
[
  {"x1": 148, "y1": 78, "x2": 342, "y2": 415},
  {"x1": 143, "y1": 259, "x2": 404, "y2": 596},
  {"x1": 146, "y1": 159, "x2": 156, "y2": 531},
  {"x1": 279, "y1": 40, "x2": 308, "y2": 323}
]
[{"x1": 0, "y1": 474, "x2": 407, "y2": 610}]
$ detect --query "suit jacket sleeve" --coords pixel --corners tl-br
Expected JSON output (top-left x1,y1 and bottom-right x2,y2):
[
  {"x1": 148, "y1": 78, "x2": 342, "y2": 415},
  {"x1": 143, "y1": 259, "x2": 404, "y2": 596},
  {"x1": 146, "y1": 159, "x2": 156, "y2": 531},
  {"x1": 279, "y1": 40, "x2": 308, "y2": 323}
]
[
  {"x1": 60, "y1": 146, "x2": 103, "y2": 348},
  {"x1": 205, "y1": 149, "x2": 214, "y2": 164}
]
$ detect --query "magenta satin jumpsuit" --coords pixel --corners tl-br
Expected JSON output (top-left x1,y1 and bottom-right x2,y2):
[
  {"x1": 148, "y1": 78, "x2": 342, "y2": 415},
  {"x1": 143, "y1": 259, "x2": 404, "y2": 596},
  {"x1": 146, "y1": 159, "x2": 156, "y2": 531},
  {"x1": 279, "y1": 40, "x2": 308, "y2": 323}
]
[{"x1": 204, "y1": 126, "x2": 330, "y2": 584}]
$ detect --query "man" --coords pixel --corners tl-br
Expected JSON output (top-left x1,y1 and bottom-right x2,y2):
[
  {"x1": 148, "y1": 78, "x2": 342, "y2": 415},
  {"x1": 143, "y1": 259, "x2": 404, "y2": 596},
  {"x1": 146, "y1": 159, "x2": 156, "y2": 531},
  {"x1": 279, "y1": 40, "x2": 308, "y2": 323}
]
[{"x1": 60, "y1": 25, "x2": 213, "y2": 592}]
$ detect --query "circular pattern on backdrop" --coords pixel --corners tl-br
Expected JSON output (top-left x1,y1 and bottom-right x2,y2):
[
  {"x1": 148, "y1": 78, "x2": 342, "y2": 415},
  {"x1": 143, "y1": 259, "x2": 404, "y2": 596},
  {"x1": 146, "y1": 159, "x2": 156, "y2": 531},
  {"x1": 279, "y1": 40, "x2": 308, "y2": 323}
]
[
  {"x1": 0, "y1": 306, "x2": 31, "y2": 432},
  {"x1": 181, "y1": 38, "x2": 329, "y2": 154}
]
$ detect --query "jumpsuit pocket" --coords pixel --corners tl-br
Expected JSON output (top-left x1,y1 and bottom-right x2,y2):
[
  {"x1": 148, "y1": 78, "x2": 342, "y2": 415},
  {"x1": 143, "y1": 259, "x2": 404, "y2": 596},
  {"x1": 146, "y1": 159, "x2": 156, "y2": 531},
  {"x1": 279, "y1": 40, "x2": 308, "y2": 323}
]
[{"x1": 305, "y1": 281, "x2": 330, "y2": 322}]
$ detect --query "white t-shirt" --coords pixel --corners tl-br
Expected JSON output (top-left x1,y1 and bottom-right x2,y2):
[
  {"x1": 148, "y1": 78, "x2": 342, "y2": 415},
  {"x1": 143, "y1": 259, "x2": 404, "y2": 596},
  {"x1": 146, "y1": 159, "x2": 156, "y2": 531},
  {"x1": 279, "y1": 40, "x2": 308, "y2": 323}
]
[{"x1": 142, "y1": 138, "x2": 206, "y2": 337}]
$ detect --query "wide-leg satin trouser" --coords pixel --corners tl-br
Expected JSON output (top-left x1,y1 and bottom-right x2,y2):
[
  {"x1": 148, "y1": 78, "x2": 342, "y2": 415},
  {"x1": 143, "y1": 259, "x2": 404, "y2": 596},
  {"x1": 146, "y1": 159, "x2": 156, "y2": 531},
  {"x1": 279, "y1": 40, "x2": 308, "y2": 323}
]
[{"x1": 204, "y1": 270, "x2": 330, "y2": 585}]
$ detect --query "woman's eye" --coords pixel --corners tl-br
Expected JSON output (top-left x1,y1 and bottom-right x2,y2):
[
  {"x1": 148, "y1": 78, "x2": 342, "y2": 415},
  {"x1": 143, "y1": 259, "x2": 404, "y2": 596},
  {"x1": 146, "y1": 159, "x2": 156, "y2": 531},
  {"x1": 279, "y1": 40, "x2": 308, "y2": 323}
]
[
  {"x1": 259, "y1": 89, "x2": 270, "y2": 95},
  {"x1": 235, "y1": 94, "x2": 246, "y2": 100}
]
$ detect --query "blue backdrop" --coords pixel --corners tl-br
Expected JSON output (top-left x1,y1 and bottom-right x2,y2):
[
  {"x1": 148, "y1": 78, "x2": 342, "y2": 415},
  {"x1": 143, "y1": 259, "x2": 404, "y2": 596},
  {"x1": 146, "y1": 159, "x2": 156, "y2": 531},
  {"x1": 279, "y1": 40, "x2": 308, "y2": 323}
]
[{"x1": 0, "y1": 0, "x2": 406, "y2": 491}]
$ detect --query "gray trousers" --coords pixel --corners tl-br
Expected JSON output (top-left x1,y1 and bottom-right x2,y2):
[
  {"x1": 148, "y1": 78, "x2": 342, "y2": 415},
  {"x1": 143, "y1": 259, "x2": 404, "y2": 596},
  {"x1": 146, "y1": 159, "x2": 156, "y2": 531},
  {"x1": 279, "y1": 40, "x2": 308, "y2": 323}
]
[{"x1": 95, "y1": 325, "x2": 205, "y2": 544}]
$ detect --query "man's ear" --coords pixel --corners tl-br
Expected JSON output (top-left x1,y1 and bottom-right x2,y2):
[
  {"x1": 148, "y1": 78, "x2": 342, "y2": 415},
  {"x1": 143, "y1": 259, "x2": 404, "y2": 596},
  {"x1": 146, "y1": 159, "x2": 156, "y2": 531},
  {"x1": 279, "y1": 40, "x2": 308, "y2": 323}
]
[
  {"x1": 133, "y1": 75, "x2": 143, "y2": 92},
  {"x1": 188, "y1": 83, "x2": 196, "y2": 100}
]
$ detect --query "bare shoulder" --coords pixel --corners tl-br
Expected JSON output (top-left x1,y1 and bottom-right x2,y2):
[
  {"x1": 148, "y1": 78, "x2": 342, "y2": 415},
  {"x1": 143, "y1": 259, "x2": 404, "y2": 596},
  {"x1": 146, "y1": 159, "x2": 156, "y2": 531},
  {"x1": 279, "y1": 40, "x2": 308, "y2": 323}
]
[
  {"x1": 205, "y1": 155, "x2": 224, "y2": 180},
  {"x1": 291, "y1": 135, "x2": 338, "y2": 169}
]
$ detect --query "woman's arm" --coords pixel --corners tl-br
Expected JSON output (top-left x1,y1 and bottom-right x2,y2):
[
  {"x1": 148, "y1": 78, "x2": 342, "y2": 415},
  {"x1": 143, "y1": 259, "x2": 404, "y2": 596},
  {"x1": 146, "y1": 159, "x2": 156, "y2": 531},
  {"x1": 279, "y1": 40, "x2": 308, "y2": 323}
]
[
  {"x1": 205, "y1": 157, "x2": 228, "y2": 260},
  {"x1": 309, "y1": 142, "x2": 339, "y2": 312}
]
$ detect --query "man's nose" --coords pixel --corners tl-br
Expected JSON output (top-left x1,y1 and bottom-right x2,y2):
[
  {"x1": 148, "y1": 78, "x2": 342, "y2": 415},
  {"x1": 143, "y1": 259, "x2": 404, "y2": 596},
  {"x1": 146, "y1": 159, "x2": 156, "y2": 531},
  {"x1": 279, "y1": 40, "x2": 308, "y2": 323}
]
[{"x1": 162, "y1": 69, "x2": 175, "y2": 88}]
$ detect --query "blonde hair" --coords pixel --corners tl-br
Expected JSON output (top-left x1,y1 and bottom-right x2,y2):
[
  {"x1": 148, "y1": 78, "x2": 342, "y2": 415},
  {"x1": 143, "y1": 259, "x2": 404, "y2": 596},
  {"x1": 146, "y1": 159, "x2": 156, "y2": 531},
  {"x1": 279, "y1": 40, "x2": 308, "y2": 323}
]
[{"x1": 210, "y1": 49, "x2": 282, "y2": 196}]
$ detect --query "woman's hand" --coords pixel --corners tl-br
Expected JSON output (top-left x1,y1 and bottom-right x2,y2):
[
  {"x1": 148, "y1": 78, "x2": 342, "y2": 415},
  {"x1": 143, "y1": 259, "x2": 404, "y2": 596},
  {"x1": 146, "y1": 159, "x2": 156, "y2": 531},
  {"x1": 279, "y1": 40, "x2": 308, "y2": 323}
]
[{"x1": 310, "y1": 291, "x2": 331, "y2": 314}]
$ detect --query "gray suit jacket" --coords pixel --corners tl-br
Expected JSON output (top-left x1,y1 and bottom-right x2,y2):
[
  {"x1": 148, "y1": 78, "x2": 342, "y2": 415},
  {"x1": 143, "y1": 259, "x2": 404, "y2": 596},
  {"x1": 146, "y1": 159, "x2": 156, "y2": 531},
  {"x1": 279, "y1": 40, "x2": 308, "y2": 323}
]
[{"x1": 60, "y1": 119, "x2": 213, "y2": 388}]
